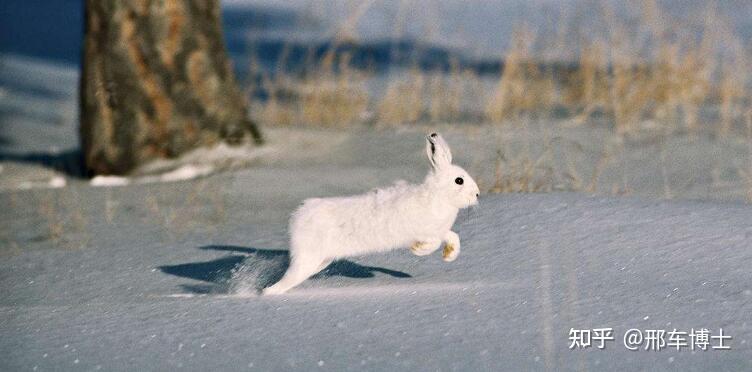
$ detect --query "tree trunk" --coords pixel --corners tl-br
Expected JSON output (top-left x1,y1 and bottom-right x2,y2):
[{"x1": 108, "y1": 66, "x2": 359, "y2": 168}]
[{"x1": 80, "y1": 0, "x2": 262, "y2": 176}]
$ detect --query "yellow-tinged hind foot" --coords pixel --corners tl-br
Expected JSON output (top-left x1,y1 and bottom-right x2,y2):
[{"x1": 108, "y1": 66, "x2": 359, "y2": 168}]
[{"x1": 442, "y1": 243, "x2": 458, "y2": 262}]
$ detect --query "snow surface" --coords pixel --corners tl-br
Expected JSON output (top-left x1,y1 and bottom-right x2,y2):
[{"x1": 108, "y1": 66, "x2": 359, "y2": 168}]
[
  {"x1": 2, "y1": 180, "x2": 752, "y2": 370},
  {"x1": 1, "y1": 55, "x2": 752, "y2": 368}
]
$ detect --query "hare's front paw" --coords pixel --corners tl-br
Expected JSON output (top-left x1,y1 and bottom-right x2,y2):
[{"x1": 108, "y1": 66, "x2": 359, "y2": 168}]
[
  {"x1": 410, "y1": 239, "x2": 441, "y2": 256},
  {"x1": 442, "y1": 231, "x2": 461, "y2": 262}
]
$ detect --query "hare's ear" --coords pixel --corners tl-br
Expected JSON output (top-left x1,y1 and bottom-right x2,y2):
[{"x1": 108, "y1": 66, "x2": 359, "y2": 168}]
[{"x1": 425, "y1": 132, "x2": 452, "y2": 170}]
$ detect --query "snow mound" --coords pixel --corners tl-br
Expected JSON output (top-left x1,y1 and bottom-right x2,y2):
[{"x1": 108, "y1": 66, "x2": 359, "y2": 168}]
[
  {"x1": 18, "y1": 175, "x2": 66, "y2": 189},
  {"x1": 90, "y1": 164, "x2": 216, "y2": 187},
  {"x1": 133, "y1": 142, "x2": 272, "y2": 177},
  {"x1": 90, "y1": 175, "x2": 130, "y2": 187},
  {"x1": 89, "y1": 142, "x2": 274, "y2": 187}
]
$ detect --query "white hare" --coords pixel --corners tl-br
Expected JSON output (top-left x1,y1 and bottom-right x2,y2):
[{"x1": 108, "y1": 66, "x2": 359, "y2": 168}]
[{"x1": 263, "y1": 133, "x2": 479, "y2": 295}]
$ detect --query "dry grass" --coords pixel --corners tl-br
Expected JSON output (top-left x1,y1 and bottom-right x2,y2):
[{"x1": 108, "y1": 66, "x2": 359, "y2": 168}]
[
  {"x1": 248, "y1": 50, "x2": 370, "y2": 128},
  {"x1": 742, "y1": 110, "x2": 752, "y2": 202},
  {"x1": 376, "y1": 68, "x2": 425, "y2": 125},
  {"x1": 34, "y1": 189, "x2": 89, "y2": 248},
  {"x1": 248, "y1": 2, "x2": 749, "y2": 134},
  {"x1": 488, "y1": 148, "x2": 556, "y2": 194},
  {"x1": 297, "y1": 52, "x2": 370, "y2": 127},
  {"x1": 485, "y1": 28, "x2": 556, "y2": 123},
  {"x1": 38, "y1": 193, "x2": 64, "y2": 241},
  {"x1": 562, "y1": 40, "x2": 609, "y2": 124},
  {"x1": 136, "y1": 178, "x2": 232, "y2": 241},
  {"x1": 240, "y1": 1, "x2": 752, "y2": 198}
]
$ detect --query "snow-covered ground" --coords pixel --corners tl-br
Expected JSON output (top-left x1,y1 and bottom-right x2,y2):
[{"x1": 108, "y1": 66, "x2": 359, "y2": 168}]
[
  {"x1": 2, "y1": 54, "x2": 752, "y2": 370},
  {"x1": 3, "y1": 94, "x2": 752, "y2": 369},
  {"x1": 2, "y1": 185, "x2": 751, "y2": 370}
]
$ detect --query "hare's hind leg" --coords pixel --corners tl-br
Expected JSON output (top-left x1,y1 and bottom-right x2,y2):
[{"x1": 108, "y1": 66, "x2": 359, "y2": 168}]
[
  {"x1": 316, "y1": 259, "x2": 333, "y2": 273},
  {"x1": 263, "y1": 255, "x2": 325, "y2": 295}
]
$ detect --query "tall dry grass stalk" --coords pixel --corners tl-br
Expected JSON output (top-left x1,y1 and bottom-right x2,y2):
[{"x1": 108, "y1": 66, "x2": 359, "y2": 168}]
[
  {"x1": 375, "y1": 63, "x2": 483, "y2": 126},
  {"x1": 249, "y1": 49, "x2": 370, "y2": 127},
  {"x1": 485, "y1": 27, "x2": 554, "y2": 123},
  {"x1": 563, "y1": 40, "x2": 609, "y2": 123},
  {"x1": 483, "y1": 121, "x2": 588, "y2": 194},
  {"x1": 718, "y1": 53, "x2": 747, "y2": 135},
  {"x1": 427, "y1": 65, "x2": 463, "y2": 123},
  {"x1": 298, "y1": 52, "x2": 370, "y2": 127},
  {"x1": 743, "y1": 110, "x2": 752, "y2": 202},
  {"x1": 34, "y1": 189, "x2": 88, "y2": 248},
  {"x1": 377, "y1": 68, "x2": 425, "y2": 125}
]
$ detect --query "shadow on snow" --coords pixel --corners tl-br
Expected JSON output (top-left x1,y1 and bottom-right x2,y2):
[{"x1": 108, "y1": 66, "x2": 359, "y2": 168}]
[{"x1": 158, "y1": 245, "x2": 411, "y2": 295}]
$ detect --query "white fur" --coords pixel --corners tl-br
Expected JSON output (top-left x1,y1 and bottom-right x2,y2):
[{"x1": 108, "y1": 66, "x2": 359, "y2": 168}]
[{"x1": 263, "y1": 133, "x2": 479, "y2": 295}]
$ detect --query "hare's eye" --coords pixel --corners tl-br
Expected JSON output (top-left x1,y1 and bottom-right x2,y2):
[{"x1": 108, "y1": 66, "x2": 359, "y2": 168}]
[{"x1": 455, "y1": 177, "x2": 464, "y2": 185}]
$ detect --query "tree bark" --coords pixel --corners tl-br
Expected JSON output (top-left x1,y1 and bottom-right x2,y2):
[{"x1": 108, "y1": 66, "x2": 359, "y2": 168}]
[{"x1": 80, "y1": 0, "x2": 262, "y2": 175}]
